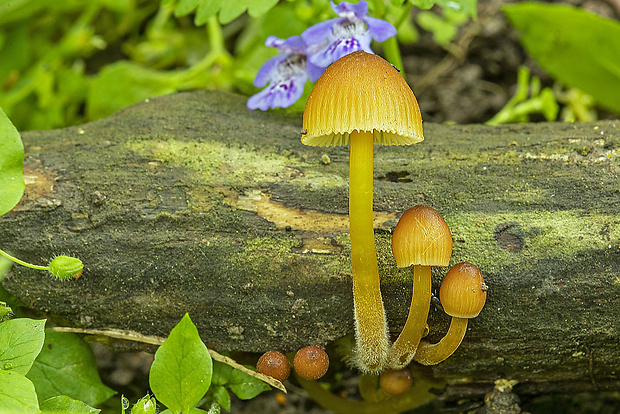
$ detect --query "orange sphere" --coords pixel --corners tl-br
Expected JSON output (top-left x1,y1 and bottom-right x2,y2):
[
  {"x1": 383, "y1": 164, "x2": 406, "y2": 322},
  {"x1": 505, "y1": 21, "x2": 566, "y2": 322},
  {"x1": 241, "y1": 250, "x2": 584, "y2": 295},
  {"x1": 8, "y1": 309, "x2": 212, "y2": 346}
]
[
  {"x1": 379, "y1": 367, "x2": 414, "y2": 396},
  {"x1": 256, "y1": 351, "x2": 290, "y2": 382},
  {"x1": 294, "y1": 346, "x2": 329, "y2": 380}
]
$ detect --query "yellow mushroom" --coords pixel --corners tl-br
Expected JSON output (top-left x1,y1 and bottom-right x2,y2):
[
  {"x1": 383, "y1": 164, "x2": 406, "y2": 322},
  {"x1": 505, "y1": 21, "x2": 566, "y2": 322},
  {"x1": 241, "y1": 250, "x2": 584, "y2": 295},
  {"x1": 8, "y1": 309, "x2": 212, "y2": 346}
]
[
  {"x1": 302, "y1": 51, "x2": 423, "y2": 373},
  {"x1": 414, "y1": 262, "x2": 487, "y2": 365},
  {"x1": 389, "y1": 205, "x2": 452, "y2": 368}
]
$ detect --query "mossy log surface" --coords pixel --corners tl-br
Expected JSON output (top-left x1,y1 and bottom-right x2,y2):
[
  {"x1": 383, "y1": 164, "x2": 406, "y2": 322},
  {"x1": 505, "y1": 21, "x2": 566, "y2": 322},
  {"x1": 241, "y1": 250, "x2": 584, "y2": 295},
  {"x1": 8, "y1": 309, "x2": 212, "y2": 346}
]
[{"x1": 2, "y1": 91, "x2": 619, "y2": 396}]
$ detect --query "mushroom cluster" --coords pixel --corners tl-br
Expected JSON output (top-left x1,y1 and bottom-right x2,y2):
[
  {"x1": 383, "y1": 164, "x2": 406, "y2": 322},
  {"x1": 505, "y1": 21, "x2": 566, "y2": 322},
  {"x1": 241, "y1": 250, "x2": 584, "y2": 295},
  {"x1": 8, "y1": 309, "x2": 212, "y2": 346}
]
[
  {"x1": 301, "y1": 51, "x2": 487, "y2": 373},
  {"x1": 391, "y1": 207, "x2": 487, "y2": 368}
]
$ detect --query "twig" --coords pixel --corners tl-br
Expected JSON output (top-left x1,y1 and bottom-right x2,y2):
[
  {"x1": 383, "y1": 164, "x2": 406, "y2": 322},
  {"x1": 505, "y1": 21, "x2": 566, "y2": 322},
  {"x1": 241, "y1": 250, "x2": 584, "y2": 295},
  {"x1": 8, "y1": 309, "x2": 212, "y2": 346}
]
[{"x1": 52, "y1": 326, "x2": 287, "y2": 393}]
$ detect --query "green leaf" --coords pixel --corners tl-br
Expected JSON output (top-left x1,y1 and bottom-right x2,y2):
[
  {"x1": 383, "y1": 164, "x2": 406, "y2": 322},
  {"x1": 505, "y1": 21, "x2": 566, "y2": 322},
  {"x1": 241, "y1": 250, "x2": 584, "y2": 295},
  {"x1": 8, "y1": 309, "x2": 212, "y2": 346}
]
[
  {"x1": 211, "y1": 386, "x2": 231, "y2": 412},
  {"x1": 504, "y1": 3, "x2": 620, "y2": 113},
  {"x1": 211, "y1": 361, "x2": 233, "y2": 387},
  {"x1": 0, "y1": 318, "x2": 45, "y2": 375},
  {"x1": 228, "y1": 367, "x2": 270, "y2": 400},
  {"x1": 86, "y1": 61, "x2": 179, "y2": 121},
  {"x1": 39, "y1": 395, "x2": 100, "y2": 413},
  {"x1": 149, "y1": 313, "x2": 213, "y2": 414},
  {"x1": 409, "y1": 0, "x2": 435, "y2": 10},
  {"x1": 26, "y1": 330, "x2": 115, "y2": 406},
  {"x1": 172, "y1": 0, "x2": 279, "y2": 25},
  {"x1": 437, "y1": 0, "x2": 477, "y2": 19},
  {"x1": 417, "y1": 11, "x2": 457, "y2": 46},
  {"x1": 159, "y1": 409, "x2": 209, "y2": 414},
  {"x1": 0, "y1": 370, "x2": 39, "y2": 413},
  {"x1": 0, "y1": 106, "x2": 24, "y2": 217}
]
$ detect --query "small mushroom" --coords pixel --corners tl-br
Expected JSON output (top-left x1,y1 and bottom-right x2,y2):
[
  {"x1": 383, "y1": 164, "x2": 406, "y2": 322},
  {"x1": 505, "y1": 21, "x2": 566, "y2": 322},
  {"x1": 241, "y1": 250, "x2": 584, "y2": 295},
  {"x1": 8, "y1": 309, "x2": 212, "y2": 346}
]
[
  {"x1": 256, "y1": 351, "x2": 291, "y2": 382},
  {"x1": 294, "y1": 346, "x2": 329, "y2": 380},
  {"x1": 414, "y1": 262, "x2": 487, "y2": 365},
  {"x1": 302, "y1": 51, "x2": 423, "y2": 373},
  {"x1": 389, "y1": 205, "x2": 453, "y2": 368},
  {"x1": 379, "y1": 367, "x2": 414, "y2": 396}
]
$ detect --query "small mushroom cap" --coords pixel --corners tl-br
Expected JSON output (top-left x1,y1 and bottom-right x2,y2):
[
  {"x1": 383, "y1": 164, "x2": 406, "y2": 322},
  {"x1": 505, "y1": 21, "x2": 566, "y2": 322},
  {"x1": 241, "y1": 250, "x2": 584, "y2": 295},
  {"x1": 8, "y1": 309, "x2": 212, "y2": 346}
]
[
  {"x1": 256, "y1": 351, "x2": 291, "y2": 383},
  {"x1": 391, "y1": 205, "x2": 453, "y2": 268},
  {"x1": 293, "y1": 346, "x2": 329, "y2": 380},
  {"x1": 379, "y1": 367, "x2": 414, "y2": 396},
  {"x1": 302, "y1": 51, "x2": 423, "y2": 147},
  {"x1": 440, "y1": 262, "x2": 487, "y2": 318}
]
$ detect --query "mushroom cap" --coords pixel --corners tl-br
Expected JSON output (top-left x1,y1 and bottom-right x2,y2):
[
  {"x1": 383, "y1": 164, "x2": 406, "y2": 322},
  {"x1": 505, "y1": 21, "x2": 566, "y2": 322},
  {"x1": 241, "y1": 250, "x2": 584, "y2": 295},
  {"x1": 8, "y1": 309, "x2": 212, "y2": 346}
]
[
  {"x1": 379, "y1": 367, "x2": 414, "y2": 396},
  {"x1": 256, "y1": 351, "x2": 291, "y2": 383},
  {"x1": 301, "y1": 51, "x2": 423, "y2": 147},
  {"x1": 391, "y1": 205, "x2": 453, "y2": 268},
  {"x1": 293, "y1": 346, "x2": 329, "y2": 380},
  {"x1": 439, "y1": 262, "x2": 487, "y2": 318}
]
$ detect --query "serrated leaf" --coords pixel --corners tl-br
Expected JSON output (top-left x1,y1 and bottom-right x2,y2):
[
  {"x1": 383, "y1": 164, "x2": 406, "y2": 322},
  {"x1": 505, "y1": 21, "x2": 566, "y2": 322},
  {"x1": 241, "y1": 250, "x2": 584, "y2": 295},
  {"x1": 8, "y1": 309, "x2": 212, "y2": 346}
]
[
  {"x1": 194, "y1": 0, "x2": 221, "y2": 25},
  {"x1": 246, "y1": 0, "x2": 279, "y2": 18},
  {"x1": 0, "y1": 107, "x2": 25, "y2": 217},
  {"x1": 0, "y1": 318, "x2": 45, "y2": 375},
  {"x1": 149, "y1": 314, "x2": 212, "y2": 414},
  {"x1": 0, "y1": 370, "x2": 39, "y2": 413},
  {"x1": 172, "y1": 0, "x2": 279, "y2": 25},
  {"x1": 39, "y1": 395, "x2": 100, "y2": 413},
  {"x1": 504, "y1": 3, "x2": 620, "y2": 113},
  {"x1": 26, "y1": 330, "x2": 115, "y2": 406},
  {"x1": 228, "y1": 367, "x2": 270, "y2": 400},
  {"x1": 174, "y1": 0, "x2": 207, "y2": 17},
  {"x1": 216, "y1": 0, "x2": 247, "y2": 24}
]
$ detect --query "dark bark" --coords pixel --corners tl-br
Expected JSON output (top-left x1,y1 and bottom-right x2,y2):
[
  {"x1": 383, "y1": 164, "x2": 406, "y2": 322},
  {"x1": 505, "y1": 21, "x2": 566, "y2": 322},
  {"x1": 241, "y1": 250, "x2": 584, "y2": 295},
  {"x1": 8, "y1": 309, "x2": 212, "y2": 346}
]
[{"x1": 1, "y1": 90, "x2": 619, "y2": 393}]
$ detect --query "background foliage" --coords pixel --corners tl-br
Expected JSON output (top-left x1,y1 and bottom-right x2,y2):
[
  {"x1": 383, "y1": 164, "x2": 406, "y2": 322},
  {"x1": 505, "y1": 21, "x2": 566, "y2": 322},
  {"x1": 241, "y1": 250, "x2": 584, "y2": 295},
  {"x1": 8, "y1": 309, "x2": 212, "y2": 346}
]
[{"x1": 0, "y1": 0, "x2": 484, "y2": 131}]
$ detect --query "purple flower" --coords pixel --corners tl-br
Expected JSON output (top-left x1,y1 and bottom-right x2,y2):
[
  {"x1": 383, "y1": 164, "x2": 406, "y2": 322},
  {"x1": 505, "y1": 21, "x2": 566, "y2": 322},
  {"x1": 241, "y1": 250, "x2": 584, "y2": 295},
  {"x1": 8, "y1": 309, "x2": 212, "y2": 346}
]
[
  {"x1": 247, "y1": 36, "x2": 324, "y2": 111},
  {"x1": 302, "y1": 1, "x2": 397, "y2": 68}
]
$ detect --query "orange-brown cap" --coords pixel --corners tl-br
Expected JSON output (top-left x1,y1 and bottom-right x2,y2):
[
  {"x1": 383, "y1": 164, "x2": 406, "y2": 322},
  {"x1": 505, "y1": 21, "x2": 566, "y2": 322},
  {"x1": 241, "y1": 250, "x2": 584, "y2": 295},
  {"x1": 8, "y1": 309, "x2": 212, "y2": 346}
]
[
  {"x1": 293, "y1": 346, "x2": 329, "y2": 380},
  {"x1": 439, "y1": 262, "x2": 487, "y2": 318},
  {"x1": 391, "y1": 205, "x2": 452, "y2": 268},
  {"x1": 256, "y1": 351, "x2": 291, "y2": 383},
  {"x1": 301, "y1": 51, "x2": 423, "y2": 147},
  {"x1": 379, "y1": 367, "x2": 413, "y2": 396}
]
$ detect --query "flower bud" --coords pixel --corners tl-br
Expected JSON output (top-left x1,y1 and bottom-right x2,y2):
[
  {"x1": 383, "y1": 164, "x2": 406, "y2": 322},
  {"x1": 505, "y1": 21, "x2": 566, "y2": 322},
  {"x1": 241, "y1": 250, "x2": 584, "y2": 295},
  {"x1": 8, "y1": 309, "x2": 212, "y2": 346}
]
[
  {"x1": 48, "y1": 255, "x2": 84, "y2": 279},
  {"x1": 131, "y1": 395, "x2": 156, "y2": 414}
]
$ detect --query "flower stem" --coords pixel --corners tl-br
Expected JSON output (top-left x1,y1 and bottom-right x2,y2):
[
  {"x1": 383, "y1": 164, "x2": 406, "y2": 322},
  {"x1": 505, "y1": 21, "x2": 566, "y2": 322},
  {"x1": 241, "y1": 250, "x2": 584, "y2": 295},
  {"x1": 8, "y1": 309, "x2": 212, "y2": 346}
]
[
  {"x1": 0, "y1": 249, "x2": 49, "y2": 271},
  {"x1": 388, "y1": 264, "x2": 431, "y2": 368},
  {"x1": 350, "y1": 131, "x2": 389, "y2": 373},
  {"x1": 413, "y1": 317, "x2": 468, "y2": 365},
  {"x1": 382, "y1": 37, "x2": 404, "y2": 77}
]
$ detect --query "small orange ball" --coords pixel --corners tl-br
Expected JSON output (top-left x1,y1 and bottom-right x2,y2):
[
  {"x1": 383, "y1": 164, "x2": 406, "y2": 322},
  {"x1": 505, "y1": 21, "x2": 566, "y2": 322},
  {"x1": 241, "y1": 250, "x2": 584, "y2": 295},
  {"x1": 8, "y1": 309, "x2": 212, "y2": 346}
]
[
  {"x1": 256, "y1": 351, "x2": 290, "y2": 382},
  {"x1": 379, "y1": 367, "x2": 413, "y2": 396},
  {"x1": 293, "y1": 346, "x2": 329, "y2": 380}
]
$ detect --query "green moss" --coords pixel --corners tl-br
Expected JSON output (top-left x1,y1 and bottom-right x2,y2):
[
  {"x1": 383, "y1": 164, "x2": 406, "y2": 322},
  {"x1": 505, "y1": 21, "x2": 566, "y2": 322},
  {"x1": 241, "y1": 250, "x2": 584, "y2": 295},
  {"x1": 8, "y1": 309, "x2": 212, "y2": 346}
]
[
  {"x1": 127, "y1": 139, "x2": 294, "y2": 186},
  {"x1": 447, "y1": 210, "x2": 619, "y2": 273}
]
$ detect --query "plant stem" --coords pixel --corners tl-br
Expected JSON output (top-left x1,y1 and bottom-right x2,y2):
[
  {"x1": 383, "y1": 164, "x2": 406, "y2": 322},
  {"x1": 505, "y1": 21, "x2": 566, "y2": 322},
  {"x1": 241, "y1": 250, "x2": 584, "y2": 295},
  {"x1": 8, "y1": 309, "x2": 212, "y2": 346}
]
[
  {"x1": 388, "y1": 264, "x2": 431, "y2": 368},
  {"x1": 413, "y1": 317, "x2": 468, "y2": 365},
  {"x1": 0, "y1": 249, "x2": 49, "y2": 271},
  {"x1": 350, "y1": 131, "x2": 389, "y2": 373}
]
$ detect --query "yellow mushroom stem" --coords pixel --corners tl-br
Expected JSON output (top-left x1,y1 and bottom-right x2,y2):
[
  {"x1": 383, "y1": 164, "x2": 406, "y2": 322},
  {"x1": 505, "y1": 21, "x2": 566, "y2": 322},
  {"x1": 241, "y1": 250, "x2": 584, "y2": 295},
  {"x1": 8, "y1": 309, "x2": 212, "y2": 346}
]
[
  {"x1": 413, "y1": 317, "x2": 468, "y2": 365},
  {"x1": 388, "y1": 265, "x2": 431, "y2": 367},
  {"x1": 349, "y1": 130, "x2": 389, "y2": 373}
]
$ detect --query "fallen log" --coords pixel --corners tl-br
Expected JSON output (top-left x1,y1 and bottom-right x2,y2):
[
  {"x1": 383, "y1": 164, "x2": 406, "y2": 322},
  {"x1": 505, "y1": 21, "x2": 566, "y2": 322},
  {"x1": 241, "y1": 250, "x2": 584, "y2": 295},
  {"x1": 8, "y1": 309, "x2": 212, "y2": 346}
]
[{"x1": 1, "y1": 90, "x2": 619, "y2": 397}]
